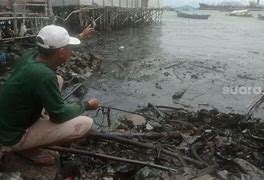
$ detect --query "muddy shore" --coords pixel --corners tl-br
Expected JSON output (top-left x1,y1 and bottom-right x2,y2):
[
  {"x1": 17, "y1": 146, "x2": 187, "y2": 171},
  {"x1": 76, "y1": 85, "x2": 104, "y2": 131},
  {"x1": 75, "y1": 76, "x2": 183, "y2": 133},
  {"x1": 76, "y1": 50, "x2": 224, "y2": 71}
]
[
  {"x1": 81, "y1": 11, "x2": 264, "y2": 119},
  {"x1": 1, "y1": 11, "x2": 264, "y2": 118},
  {"x1": 1, "y1": 10, "x2": 264, "y2": 179}
]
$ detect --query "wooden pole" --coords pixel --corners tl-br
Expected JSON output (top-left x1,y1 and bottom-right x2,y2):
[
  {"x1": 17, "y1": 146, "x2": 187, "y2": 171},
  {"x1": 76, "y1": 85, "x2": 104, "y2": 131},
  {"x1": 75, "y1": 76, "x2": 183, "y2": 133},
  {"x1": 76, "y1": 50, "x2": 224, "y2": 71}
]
[
  {"x1": 48, "y1": 0, "x2": 55, "y2": 23},
  {"x1": 23, "y1": 0, "x2": 26, "y2": 21},
  {"x1": 13, "y1": 0, "x2": 18, "y2": 36},
  {"x1": 2, "y1": 4, "x2": 163, "y2": 36},
  {"x1": 90, "y1": 132, "x2": 204, "y2": 167},
  {"x1": 48, "y1": 146, "x2": 178, "y2": 172},
  {"x1": 44, "y1": 0, "x2": 48, "y2": 17}
]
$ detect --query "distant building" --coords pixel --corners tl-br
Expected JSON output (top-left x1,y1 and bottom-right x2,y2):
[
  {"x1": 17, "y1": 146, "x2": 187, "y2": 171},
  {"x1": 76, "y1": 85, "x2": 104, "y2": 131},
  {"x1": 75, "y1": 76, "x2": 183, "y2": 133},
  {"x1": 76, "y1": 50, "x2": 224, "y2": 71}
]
[
  {"x1": 0, "y1": 0, "x2": 52, "y2": 39},
  {"x1": 0, "y1": 0, "x2": 162, "y2": 9},
  {"x1": 52, "y1": 0, "x2": 161, "y2": 8},
  {"x1": 0, "y1": 0, "x2": 162, "y2": 40},
  {"x1": 0, "y1": 0, "x2": 48, "y2": 9}
]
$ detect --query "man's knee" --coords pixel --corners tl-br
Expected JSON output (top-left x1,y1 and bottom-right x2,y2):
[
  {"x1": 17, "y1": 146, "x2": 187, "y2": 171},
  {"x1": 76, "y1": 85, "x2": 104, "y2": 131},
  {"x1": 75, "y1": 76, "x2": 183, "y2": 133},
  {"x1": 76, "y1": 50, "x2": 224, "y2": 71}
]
[{"x1": 73, "y1": 116, "x2": 93, "y2": 138}]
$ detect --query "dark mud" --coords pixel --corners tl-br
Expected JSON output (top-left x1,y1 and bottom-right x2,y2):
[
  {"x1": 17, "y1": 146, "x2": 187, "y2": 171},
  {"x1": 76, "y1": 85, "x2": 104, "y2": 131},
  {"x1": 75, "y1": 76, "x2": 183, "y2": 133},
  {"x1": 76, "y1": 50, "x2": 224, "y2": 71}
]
[
  {"x1": 2, "y1": 11, "x2": 264, "y2": 118},
  {"x1": 80, "y1": 11, "x2": 264, "y2": 120}
]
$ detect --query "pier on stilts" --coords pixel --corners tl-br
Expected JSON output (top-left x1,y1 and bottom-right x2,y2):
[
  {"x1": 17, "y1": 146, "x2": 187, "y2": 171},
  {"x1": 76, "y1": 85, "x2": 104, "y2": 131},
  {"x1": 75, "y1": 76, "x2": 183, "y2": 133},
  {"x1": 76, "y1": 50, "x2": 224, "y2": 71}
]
[
  {"x1": 0, "y1": 0, "x2": 163, "y2": 42},
  {"x1": 54, "y1": 6, "x2": 163, "y2": 32}
]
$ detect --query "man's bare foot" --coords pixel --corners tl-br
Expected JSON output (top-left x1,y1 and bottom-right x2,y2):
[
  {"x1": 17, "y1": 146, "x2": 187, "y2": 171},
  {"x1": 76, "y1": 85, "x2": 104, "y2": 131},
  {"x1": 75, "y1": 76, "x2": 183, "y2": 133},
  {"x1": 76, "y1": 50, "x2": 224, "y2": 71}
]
[{"x1": 17, "y1": 148, "x2": 59, "y2": 166}]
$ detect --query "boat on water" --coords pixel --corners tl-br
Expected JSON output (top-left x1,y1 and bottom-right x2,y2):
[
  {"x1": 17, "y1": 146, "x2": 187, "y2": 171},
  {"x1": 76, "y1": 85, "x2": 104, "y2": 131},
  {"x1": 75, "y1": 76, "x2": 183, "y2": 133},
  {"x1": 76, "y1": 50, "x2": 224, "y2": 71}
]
[
  {"x1": 227, "y1": 10, "x2": 253, "y2": 17},
  {"x1": 258, "y1": 14, "x2": 264, "y2": 19},
  {"x1": 199, "y1": 2, "x2": 244, "y2": 11},
  {"x1": 176, "y1": 11, "x2": 210, "y2": 19},
  {"x1": 199, "y1": 1, "x2": 263, "y2": 11}
]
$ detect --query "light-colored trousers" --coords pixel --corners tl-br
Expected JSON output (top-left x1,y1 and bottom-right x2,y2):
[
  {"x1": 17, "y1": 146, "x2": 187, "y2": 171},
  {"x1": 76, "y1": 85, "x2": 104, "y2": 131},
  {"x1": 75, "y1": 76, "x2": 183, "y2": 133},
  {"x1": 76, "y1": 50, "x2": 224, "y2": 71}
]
[{"x1": 1, "y1": 75, "x2": 93, "y2": 152}]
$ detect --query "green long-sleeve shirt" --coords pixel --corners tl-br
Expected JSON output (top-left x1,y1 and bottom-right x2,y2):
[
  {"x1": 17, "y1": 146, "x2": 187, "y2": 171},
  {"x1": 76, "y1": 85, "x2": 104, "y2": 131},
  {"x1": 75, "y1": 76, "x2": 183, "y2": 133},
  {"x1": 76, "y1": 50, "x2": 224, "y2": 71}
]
[{"x1": 0, "y1": 49, "x2": 85, "y2": 145}]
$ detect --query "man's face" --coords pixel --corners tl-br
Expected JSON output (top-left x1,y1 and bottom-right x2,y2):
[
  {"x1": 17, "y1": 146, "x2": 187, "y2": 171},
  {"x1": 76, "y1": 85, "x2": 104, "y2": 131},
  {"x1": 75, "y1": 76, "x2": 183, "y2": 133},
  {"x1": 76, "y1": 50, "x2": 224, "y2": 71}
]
[
  {"x1": 57, "y1": 46, "x2": 72, "y2": 64},
  {"x1": 63, "y1": 46, "x2": 72, "y2": 62}
]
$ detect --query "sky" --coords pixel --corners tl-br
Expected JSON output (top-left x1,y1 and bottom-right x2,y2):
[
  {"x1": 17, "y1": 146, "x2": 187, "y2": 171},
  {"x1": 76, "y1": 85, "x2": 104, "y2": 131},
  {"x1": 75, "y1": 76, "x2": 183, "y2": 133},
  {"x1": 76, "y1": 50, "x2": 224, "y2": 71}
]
[{"x1": 162, "y1": 0, "x2": 253, "y2": 7}]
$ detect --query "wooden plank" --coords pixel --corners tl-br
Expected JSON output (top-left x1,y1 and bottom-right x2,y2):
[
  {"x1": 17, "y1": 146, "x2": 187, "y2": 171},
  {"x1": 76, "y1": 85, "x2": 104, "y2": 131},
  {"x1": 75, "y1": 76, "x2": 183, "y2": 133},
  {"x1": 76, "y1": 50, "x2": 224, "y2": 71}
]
[{"x1": 233, "y1": 158, "x2": 264, "y2": 180}]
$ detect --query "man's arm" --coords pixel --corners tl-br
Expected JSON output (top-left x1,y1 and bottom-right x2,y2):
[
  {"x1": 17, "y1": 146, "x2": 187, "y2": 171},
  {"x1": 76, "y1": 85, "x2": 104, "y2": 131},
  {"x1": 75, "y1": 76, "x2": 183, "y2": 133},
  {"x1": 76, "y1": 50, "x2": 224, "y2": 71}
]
[
  {"x1": 37, "y1": 75, "x2": 98, "y2": 123},
  {"x1": 36, "y1": 75, "x2": 86, "y2": 123}
]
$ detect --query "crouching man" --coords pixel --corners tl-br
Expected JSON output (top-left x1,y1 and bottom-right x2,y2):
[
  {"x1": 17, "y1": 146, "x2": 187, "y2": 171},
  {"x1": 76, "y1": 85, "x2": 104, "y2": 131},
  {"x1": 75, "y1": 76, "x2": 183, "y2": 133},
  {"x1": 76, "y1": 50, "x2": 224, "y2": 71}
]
[{"x1": 0, "y1": 25, "x2": 98, "y2": 165}]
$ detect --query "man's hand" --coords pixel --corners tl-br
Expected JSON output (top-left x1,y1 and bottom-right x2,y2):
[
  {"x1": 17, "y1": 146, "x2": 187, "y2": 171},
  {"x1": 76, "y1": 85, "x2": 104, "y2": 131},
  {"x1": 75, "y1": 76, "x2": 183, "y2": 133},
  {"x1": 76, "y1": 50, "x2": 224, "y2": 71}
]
[
  {"x1": 79, "y1": 25, "x2": 95, "y2": 39},
  {"x1": 86, "y1": 98, "x2": 99, "y2": 110}
]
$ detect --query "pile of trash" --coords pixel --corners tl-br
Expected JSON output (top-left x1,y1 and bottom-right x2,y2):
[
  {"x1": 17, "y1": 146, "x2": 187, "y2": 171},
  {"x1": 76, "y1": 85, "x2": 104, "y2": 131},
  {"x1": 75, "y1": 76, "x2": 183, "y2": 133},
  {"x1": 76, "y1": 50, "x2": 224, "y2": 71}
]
[
  {"x1": 56, "y1": 104, "x2": 264, "y2": 180},
  {"x1": 0, "y1": 172, "x2": 23, "y2": 180},
  {"x1": 0, "y1": 51, "x2": 20, "y2": 85},
  {"x1": 0, "y1": 45, "x2": 102, "y2": 88},
  {"x1": 1, "y1": 44, "x2": 264, "y2": 180},
  {"x1": 56, "y1": 51, "x2": 102, "y2": 86}
]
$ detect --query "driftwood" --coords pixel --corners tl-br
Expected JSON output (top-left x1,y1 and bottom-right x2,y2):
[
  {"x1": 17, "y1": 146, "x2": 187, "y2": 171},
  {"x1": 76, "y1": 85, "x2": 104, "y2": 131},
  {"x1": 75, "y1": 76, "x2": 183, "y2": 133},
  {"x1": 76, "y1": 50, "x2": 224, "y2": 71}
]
[
  {"x1": 90, "y1": 132, "x2": 204, "y2": 167},
  {"x1": 148, "y1": 103, "x2": 166, "y2": 118},
  {"x1": 107, "y1": 131, "x2": 181, "y2": 139},
  {"x1": 188, "y1": 62, "x2": 224, "y2": 73},
  {"x1": 196, "y1": 165, "x2": 217, "y2": 177},
  {"x1": 63, "y1": 83, "x2": 83, "y2": 100},
  {"x1": 48, "y1": 146, "x2": 178, "y2": 172},
  {"x1": 249, "y1": 130, "x2": 264, "y2": 141},
  {"x1": 191, "y1": 142, "x2": 209, "y2": 166},
  {"x1": 246, "y1": 94, "x2": 264, "y2": 117},
  {"x1": 174, "y1": 149, "x2": 188, "y2": 167},
  {"x1": 155, "y1": 105, "x2": 187, "y2": 111},
  {"x1": 233, "y1": 158, "x2": 264, "y2": 180},
  {"x1": 164, "y1": 62, "x2": 184, "y2": 70},
  {"x1": 115, "y1": 62, "x2": 125, "y2": 71}
]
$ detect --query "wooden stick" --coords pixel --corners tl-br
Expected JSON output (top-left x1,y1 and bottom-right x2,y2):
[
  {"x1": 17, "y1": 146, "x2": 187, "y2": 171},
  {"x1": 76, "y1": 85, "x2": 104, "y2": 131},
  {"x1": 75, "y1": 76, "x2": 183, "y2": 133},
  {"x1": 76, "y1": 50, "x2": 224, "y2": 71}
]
[
  {"x1": 164, "y1": 62, "x2": 182, "y2": 70},
  {"x1": 147, "y1": 103, "x2": 166, "y2": 118},
  {"x1": 246, "y1": 93, "x2": 264, "y2": 116},
  {"x1": 107, "y1": 131, "x2": 181, "y2": 139},
  {"x1": 63, "y1": 83, "x2": 83, "y2": 100},
  {"x1": 0, "y1": 17, "x2": 50, "y2": 20},
  {"x1": 90, "y1": 132, "x2": 204, "y2": 167},
  {"x1": 155, "y1": 105, "x2": 187, "y2": 111},
  {"x1": 115, "y1": 62, "x2": 125, "y2": 71},
  {"x1": 47, "y1": 146, "x2": 178, "y2": 172},
  {"x1": 0, "y1": 35, "x2": 36, "y2": 42}
]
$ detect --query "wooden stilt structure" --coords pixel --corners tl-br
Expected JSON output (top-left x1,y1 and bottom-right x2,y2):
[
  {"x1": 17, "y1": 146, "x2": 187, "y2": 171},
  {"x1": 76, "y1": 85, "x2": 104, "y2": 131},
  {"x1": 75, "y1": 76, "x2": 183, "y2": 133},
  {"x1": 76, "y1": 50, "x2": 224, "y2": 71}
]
[
  {"x1": 0, "y1": 0, "x2": 53, "y2": 42},
  {"x1": 54, "y1": 6, "x2": 163, "y2": 31},
  {"x1": 0, "y1": 0, "x2": 163, "y2": 41}
]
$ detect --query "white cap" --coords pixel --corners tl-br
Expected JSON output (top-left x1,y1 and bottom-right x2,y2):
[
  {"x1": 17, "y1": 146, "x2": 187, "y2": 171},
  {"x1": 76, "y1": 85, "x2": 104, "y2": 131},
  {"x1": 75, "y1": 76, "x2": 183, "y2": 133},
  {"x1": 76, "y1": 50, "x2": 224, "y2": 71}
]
[{"x1": 36, "y1": 25, "x2": 81, "y2": 49}]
